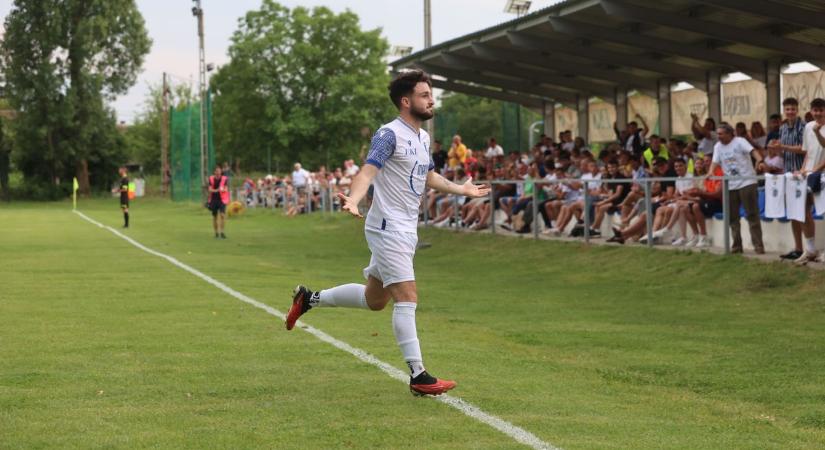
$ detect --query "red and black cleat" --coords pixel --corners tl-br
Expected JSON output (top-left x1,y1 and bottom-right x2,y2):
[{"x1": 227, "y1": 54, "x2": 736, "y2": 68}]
[
  {"x1": 409, "y1": 371, "x2": 457, "y2": 397},
  {"x1": 285, "y1": 285, "x2": 313, "y2": 330}
]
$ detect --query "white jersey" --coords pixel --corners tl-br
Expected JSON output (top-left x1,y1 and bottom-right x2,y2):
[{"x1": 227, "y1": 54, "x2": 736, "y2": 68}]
[
  {"x1": 785, "y1": 173, "x2": 806, "y2": 222},
  {"x1": 365, "y1": 117, "x2": 434, "y2": 233},
  {"x1": 763, "y1": 173, "x2": 785, "y2": 219}
]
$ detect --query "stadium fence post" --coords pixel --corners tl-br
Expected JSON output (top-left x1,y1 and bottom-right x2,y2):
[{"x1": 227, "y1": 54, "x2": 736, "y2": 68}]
[
  {"x1": 644, "y1": 178, "x2": 653, "y2": 247},
  {"x1": 490, "y1": 182, "x2": 496, "y2": 235},
  {"x1": 306, "y1": 189, "x2": 312, "y2": 214},
  {"x1": 722, "y1": 178, "x2": 730, "y2": 254},
  {"x1": 328, "y1": 186, "x2": 333, "y2": 213},
  {"x1": 583, "y1": 179, "x2": 591, "y2": 244},
  {"x1": 532, "y1": 181, "x2": 539, "y2": 240}
]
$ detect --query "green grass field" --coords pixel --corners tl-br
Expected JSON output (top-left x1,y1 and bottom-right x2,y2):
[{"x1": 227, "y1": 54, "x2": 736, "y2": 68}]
[{"x1": 2, "y1": 198, "x2": 825, "y2": 449}]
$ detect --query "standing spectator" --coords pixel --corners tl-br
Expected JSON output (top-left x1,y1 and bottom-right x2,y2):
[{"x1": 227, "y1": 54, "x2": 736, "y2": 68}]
[
  {"x1": 707, "y1": 123, "x2": 766, "y2": 254},
  {"x1": 793, "y1": 98, "x2": 825, "y2": 265},
  {"x1": 485, "y1": 137, "x2": 504, "y2": 159},
  {"x1": 691, "y1": 114, "x2": 718, "y2": 157},
  {"x1": 560, "y1": 130, "x2": 575, "y2": 152},
  {"x1": 766, "y1": 113, "x2": 782, "y2": 143},
  {"x1": 751, "y1": 121, "x2": 768, "y2": 149},
  {"x1": 292, "y1": 162, "x2": 310, "y2": 198},
  {"x1": 768, "y1": 97, "x2": 806, "y2": 260},
  {"x1": 447, "y1": 135, "x2": 467, "y2": 169},
  {"x1": 642, "y1": 135, "x2": 669, "y2": 169},
  {"x1": 616, "y1": 114, "x2": 649, "y2": 158},
  {"x1": 431, "y1": 139, "x2": 447, "y2": 173}
]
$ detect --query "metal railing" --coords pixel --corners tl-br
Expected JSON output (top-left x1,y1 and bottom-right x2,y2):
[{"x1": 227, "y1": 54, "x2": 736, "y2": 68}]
[
  {"x1": 233, "y1": 174, "x2": 782, "y2": 255},
  {"x1": 421, "y1": 174, "x2": 771, "y2": 255}
]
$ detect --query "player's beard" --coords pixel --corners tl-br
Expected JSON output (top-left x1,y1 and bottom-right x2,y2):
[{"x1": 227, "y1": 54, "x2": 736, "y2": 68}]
[{"x1": 411, "y1": 104, "x2": 434, "y2": 122}]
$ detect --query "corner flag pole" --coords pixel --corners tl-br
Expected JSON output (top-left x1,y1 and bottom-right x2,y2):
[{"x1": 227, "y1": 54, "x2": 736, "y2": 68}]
[{"x1": 72, "y1": 177, "x2": 78, "y2": 210}]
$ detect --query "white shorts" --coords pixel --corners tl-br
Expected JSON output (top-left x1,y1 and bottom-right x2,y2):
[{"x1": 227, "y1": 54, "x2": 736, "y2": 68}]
[{"x1": 362, "y1": 227, "x2": 417, "y2": 288}]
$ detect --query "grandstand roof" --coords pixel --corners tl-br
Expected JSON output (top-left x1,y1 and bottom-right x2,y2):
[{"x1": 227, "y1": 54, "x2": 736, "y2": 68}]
[{"x1": 390, "y1": 0, "x2": 825, "y2": 107}]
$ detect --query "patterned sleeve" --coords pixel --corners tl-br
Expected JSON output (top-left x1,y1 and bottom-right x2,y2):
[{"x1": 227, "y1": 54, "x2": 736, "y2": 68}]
[{"x1": 365, "y1": 128, "x2": 395, "y2": 169}]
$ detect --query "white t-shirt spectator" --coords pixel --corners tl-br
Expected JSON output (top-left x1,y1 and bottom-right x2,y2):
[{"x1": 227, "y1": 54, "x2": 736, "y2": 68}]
[
  {"x1": 561, "y1": 184, "x2": 581, "y2": 203},
  {"x1": 345, "y1": 163, "x2": 360, "y2": 177},
  {"x1": 764, "y1": 173, "x2": 785, "y2": 219},
  {"x1": 581, "y1": 172, "x2": 602, "y2": 190},
  {"x1": 675, "y1": 173, "x2": 695, "y2": 194},
  {"x1": 802, "y1": 121, "x2": 825, "y2": 172},
  {"x1": 712, "y1": 137, "x2": 756, "y2": 190},
  {"x1": 291, "y1": 168, "x2": 310, "y2": 188},
  {"x1": 699, "y1": 131, "x2": 718, "y2": 156},
  {"x1": 485, "y1": 144, "x2": 504, "y2": 159}
]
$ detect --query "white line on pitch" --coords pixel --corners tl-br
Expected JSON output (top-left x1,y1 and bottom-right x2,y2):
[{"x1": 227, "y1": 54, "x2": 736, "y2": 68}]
[{"x1": 73, "y1": 210, "x2": 559, "y2": 450}]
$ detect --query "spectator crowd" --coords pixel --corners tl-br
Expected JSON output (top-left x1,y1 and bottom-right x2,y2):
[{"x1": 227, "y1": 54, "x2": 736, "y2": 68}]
[{"x1": 231, "y1": 96, "x2": 825, "y2": 265}]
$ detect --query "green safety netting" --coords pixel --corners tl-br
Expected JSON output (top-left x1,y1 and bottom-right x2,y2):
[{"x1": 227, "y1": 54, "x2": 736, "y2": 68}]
[{"x1": 170, "y1": 93, "x2": 215, "y2": 202}]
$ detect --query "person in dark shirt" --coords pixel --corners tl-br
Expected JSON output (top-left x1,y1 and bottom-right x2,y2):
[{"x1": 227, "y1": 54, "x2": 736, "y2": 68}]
[
  {"x1": 118, "y1": 167, "x2": 129, "y2": 228},
  {"x1": 431, "y1": 139, "x2": 447, "y2": 173}
]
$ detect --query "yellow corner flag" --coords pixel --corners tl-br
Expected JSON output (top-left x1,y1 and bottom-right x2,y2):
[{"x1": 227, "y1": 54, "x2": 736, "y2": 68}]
[{"x1": 72, "y1": 177, "x2": 79, "y2": 210}]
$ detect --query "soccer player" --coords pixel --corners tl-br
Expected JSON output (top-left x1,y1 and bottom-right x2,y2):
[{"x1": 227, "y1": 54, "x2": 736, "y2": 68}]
[
  {"x1": 208, "y1": 165, "x2": 229, "y2": 239},
  {"x1": 285, "y1": 70, "x2": 490, "y2": 396},
  {"x1": 118, "y1": 166, "x2": 129, "y2": 228}
]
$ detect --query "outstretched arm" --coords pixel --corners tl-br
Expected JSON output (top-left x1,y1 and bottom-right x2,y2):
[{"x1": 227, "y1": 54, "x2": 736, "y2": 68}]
[
  {"x1": 426, "y1": 171, "x2": 491, "y2": 198},
  {"x1": 338, "y1": 165, "x2": 378, "y2": 218}
]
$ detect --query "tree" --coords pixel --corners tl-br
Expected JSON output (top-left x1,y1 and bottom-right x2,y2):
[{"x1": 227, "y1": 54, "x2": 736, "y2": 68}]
[
  {"x1": 211, "y1": 1, "x2": 394, "y2": 172},
  {"x1": 436, "y1": 93, "x2": 502, "y2": 151},
  {"x1": 1, "y1": 0, "x2": 151, "y2": 196},
  {"x1": 435, "y1": 92, "x2": 542, "y2": 152}
]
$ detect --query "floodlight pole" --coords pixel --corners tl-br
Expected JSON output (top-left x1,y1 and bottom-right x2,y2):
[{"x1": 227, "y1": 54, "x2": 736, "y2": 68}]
[
  {"x1": 193, "y1": 0, "x2": 207, "y2": 199},
  {"x1": 161, "y1": 72, "x2": 170, "y2": 196},
  {"x1": 424, "y1": 0, "x2": 434, "y2": 140}
]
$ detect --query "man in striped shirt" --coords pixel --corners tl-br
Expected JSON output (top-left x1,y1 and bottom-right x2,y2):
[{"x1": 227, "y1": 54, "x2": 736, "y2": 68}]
[{"x1": 768, "y1": 97, "x2": 806, "y2": 260}]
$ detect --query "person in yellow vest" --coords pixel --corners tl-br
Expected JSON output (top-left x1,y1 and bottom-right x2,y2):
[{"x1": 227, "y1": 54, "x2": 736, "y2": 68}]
[
  {"x1": 447, "y1": 134, "x2": 467, "y2": 169},
  {"x1": 208, "y1": 165, "x2": 230, "y2": 239},
  {"x1": 642, "y1": 135, "x2": 670, "y2": 171}
]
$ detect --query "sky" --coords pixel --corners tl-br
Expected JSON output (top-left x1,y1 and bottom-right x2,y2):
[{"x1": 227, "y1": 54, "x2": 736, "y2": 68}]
[
  {"x1": 0, "y1": 0, "x2": 564, "y2": 123},
  {"x1": 1, "y1": 0, "x2": 817, "y2": 123}
]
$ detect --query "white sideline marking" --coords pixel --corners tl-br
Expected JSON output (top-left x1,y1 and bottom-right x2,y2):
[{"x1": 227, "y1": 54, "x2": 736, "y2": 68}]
[{"x1": 73, "y1": 210, "x2": 559, "y2": 450}]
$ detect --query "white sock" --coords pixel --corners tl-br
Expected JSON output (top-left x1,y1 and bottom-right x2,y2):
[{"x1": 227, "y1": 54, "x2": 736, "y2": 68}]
[
  {"x1": 311, "y1": 284, "x2": 367, "y2": 309},
  {"x1": 392, "y1": 302, "x2": 425, "y2": 378},
  {"x1": 805, "y1": 237, "x2": 817, "y2": 253}
]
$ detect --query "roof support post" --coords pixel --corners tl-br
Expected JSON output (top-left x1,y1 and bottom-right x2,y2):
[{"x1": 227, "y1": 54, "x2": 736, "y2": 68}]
[
  {"x1": 765, "y1": 61, "x2": 782, "y2": 123},
  {"x1": 615, "y1": 87, "x2": 628, "y2": 131},
  {"x1": 543, "y1": 101, "x2": 555, "y2": 138},
  {"x1": 577, "y1": 95, "x2": 589, "y2": 140},
  {"x1": 658, "y1": 79, "x2": 673, "y2": 138},
  {"x1": 707, "y1": 70, "x2": 723, "y2": 123}
]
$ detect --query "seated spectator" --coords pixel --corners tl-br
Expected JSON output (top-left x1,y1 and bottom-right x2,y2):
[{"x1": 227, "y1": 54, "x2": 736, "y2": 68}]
[
  {"x1": 485, "y1": 137, "x2": 504, "y2": 159},
  {"x1": 432, "y1": 168, "x2": 469, "y2": 227},
  {"x1": 590, "y1": 159, "x2": 628, "y2": 236},
  {"x1": 646, "y1": 159, "x2": 697, "y2": 245},
  {"x1": 682, "y1": 154, "x2": 723, "y2": 248},
  {"x1": 607, "y1": 158, "x2": 674, "y2": 244}
]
